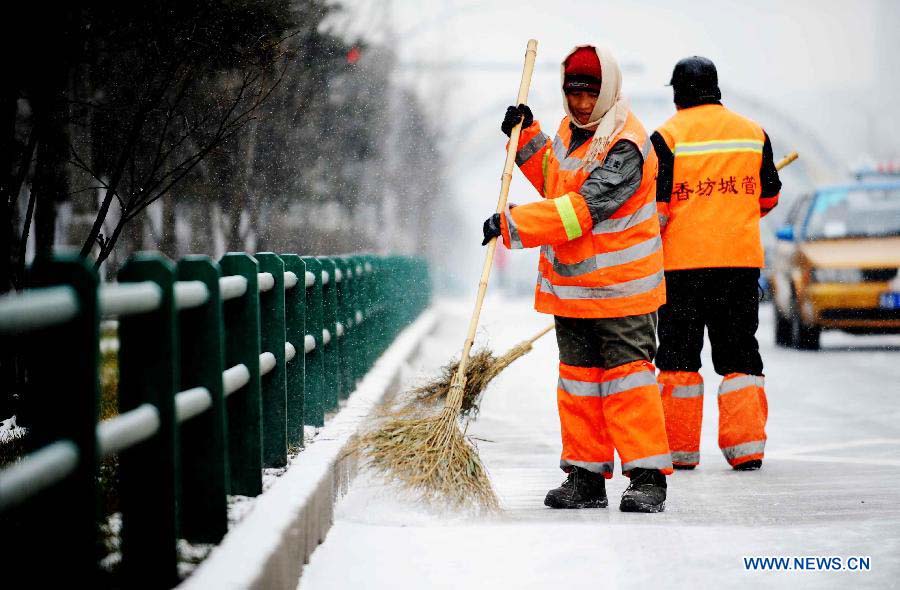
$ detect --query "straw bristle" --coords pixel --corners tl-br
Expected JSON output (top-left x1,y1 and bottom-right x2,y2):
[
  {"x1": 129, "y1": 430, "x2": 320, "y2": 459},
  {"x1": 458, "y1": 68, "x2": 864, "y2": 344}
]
[
  {"x1": 411, "y1": 342, "x2": 533, "y2": 416},
  {"x1": 348, "y1": 338, "x2": 540, "y2": 511},
  {"x1": 347, "y1": 408, "x2": 500, "y2": 511}
]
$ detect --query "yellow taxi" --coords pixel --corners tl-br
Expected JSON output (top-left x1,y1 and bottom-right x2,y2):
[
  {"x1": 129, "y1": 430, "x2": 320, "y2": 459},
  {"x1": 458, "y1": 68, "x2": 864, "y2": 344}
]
[{"x1": 770, "y1": 181, "x2": 900, "y2": 349}]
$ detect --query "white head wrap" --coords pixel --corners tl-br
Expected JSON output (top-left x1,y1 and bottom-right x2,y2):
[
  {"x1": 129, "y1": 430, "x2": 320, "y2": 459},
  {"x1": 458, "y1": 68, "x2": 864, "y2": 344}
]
[{"x1": 560, "y1": 45, "x2": 629, "y2": 166}]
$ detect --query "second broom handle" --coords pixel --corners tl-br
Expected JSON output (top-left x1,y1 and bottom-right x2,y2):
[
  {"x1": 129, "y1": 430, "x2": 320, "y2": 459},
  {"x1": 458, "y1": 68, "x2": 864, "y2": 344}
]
[{"x1": 776, "y1": 151, "x2": 798, "y2": 171}]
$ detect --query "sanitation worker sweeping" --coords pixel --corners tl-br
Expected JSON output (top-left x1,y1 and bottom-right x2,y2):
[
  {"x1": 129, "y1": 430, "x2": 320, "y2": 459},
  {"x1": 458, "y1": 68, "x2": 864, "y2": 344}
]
[{"x1": 482, "y1": 44, "x2": 674, "y2": 512}]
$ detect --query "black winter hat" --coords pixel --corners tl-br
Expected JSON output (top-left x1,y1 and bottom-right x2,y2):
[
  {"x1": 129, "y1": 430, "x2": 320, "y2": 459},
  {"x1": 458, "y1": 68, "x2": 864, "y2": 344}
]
[{"x1": 668, "y1": 56, "x2": 721, "y2": 108}]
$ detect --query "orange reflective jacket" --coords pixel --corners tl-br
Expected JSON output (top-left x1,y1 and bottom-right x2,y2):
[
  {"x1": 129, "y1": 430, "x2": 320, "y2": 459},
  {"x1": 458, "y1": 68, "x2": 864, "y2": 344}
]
[
  {"x1": 500, "y1": 111, "x2": 665, "y2": 319},
  {"x1": 655, "y1": 104, "x2": 779, "y2": 270}
]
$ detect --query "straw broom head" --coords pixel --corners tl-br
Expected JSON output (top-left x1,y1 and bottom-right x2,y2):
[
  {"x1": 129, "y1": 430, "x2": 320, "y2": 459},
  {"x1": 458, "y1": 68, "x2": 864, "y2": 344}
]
[
  {"x1": 347, "y1": 403, "x2": 499, "y2": 511},
  {"x1": 411, "y1": 340, "x2": 537, "y2": 416},
  {"x1": 350, "y1": 326, "x2": 552, "y2": 509}
]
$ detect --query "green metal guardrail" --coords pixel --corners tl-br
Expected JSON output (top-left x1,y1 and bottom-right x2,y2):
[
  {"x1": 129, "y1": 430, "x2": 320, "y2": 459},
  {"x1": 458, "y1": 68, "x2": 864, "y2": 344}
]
[{"x1": 0, "y1": 251, "x2": 430, "y2": 587}]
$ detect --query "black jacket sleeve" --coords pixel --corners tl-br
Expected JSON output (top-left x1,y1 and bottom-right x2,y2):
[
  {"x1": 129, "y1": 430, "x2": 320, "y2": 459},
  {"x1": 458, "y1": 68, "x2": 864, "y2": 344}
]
[
  {"x1": 650, "y1": 131, "x2": 673, "y2": 203},
  {"x1": 760, "y1": 132, "x2": 782, "y2": 198}
]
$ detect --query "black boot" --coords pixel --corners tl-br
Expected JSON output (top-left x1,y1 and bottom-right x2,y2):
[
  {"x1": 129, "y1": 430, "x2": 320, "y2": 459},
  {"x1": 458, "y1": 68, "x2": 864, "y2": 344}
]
[
  {"x1": 544, "y1": 466, "x2": 608, "y2": 509},
  {"x1": 733, "y1": 459, "x2": 762, "y2": 471},
  {"x1": 619, "y1": 468, "x2": 667, "y2": 513}
]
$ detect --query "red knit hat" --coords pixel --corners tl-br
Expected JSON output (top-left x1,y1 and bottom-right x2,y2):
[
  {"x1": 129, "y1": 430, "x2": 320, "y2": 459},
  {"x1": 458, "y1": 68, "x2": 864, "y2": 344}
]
[{"x1": 564, "y1": 47, "x2": 602, "y2": 93}]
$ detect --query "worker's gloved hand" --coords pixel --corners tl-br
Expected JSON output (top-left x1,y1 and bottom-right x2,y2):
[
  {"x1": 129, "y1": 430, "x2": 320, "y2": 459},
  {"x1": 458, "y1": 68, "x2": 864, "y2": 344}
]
[
  {"x1": 482, "y1": 213, "x2": 502, "y2": 245},
  {"x1": 501, "y1": 104, "x2": 533, "y2": 137}
]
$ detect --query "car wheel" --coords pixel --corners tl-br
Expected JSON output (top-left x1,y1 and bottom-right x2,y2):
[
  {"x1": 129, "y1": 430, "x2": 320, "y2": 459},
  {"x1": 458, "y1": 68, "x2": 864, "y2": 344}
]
[
  {"x1": 774, "y1": 305, "x2": 792, "y2": 347},
  {"x1": 790, "y1": 303, "x2": 821, "y2": 350}
]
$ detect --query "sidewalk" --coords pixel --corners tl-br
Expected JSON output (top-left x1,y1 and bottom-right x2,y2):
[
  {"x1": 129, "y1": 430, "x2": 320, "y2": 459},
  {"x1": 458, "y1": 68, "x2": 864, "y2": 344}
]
[{"x1": 298, "y1": 297, "x2": 900, "y2": 590}]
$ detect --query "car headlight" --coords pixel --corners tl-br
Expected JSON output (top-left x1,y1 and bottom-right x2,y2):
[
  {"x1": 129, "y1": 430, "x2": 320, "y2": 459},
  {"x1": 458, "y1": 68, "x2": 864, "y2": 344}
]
[{"x1": 811, "y1": 268, "x2": 863, "y2": 283}]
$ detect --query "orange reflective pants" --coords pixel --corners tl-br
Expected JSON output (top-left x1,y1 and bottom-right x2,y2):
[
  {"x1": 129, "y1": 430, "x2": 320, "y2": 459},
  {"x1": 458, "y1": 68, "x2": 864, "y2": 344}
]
[
  {"x1": 659, "y1": 370, "x2": 767, "y2": 467},
  {"x1": 558, "y1": 360, "x2": 673, "y2": 477}
]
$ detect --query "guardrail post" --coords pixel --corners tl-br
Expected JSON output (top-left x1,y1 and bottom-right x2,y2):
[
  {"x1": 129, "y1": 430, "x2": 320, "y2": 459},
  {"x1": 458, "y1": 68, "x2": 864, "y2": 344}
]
[
  {"x1": 219, "y1": 253, "x2": 263, "y2": 496},
  {"x1": 387, "y1": 256, "x2": 400, "y2": 337},
  {"x1": 257, "y1": 253, "x2": 287, "y2": 468},
  {"x1": 177, "y1": 256, "x2": 229, "y2": 543},
  {"x1": 333, "y1": 257, "x2": 351, "y2": 399},
  {"x1": 318, "y1": 257, "x2": 339, "y2": 412},
  {"x1": 14, "y1": 256, "x2": 100, "y2": 585},
  {"x1": 424, "y1": 257, "x2": 433, "y2": 312},
  {"x1": 370, "y1": 256, "x2": 387, "y2": 356},
  {"x1": 300, "y1": 256, "x2": 325, "y2": 427},
  {"x1": 361, "y1": 255, "x2": 380, "y2": 366},
  {"x1": 117, "y1": 253, "x2": 180, "y2": 588},
  {"x1": 280, "y1": 254, "x2": 306, "y2": 447},
  {"x1": 346, "y1": 256, "x2": 365, "y2": 384}
]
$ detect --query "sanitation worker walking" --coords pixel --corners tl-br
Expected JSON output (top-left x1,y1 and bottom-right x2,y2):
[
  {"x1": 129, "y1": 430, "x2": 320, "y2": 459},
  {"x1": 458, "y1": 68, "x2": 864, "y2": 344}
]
[
  {"x1": 651, "y1": 56, "x2": 781, "y2": 471},
  {"x1": 481, "y1": 45, "x2": 673, "y2": 513}
]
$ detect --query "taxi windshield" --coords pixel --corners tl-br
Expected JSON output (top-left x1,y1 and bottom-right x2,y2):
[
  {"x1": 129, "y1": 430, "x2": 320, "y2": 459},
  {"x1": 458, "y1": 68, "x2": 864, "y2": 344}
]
[{"x1": 805, "y1": 187, "x2": 900, "y2": 240}]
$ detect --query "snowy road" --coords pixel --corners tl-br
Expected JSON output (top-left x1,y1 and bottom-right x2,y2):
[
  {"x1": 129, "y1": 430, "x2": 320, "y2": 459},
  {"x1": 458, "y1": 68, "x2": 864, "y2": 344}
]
[{"x1": 298, "y1": 297, "x2": 900, "y2": 590}]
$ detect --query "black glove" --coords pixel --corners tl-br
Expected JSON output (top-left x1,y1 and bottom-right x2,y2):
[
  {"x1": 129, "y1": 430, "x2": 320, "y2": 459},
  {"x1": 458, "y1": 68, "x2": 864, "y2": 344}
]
[
  {"x1": 501, "y1": 104, "x2": 533, "y2": 137},
  {"x1": 482, "y1": 213, "x2": 501, "y2": 245}
]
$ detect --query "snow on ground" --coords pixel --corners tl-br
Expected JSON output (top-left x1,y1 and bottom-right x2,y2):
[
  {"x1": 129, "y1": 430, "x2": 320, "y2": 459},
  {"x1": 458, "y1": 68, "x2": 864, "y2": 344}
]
[{"x1": 298, "y1": 296, "x2": 900, "y2": 589}]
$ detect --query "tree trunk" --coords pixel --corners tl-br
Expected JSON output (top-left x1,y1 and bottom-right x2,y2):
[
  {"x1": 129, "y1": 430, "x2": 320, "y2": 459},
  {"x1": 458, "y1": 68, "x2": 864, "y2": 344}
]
[
  {"x1": 1, "y1": 91, "x2": 18, "y2": 294},
  {"x1": 31, "y1": 119, "x2": 69, "y2": 261},
  {"x1": 158, "y1": 194, "x2": 178, "y2": 259}
]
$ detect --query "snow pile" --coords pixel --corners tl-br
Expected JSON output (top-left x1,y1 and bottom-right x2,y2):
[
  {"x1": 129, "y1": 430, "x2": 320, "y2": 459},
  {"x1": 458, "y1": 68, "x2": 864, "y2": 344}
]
[
  {"x1": 177, "y1": 539, "x2": 214, "y2": 579},
  {"x1": 0, "y1": 415, "x2": 26, "y2": 444},
  {"x1": 99, "y1": 512, "x2": 122, "y2": 573}
]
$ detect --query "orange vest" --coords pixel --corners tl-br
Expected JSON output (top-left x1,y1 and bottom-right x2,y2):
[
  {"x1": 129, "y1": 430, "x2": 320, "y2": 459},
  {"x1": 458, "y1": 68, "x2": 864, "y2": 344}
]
[
  {"x1": 501, "y1": 111, "x2": 665, "y2": 319},
  {"x1": 655, "y1": 104, "x2": 767, "y2": 270}
]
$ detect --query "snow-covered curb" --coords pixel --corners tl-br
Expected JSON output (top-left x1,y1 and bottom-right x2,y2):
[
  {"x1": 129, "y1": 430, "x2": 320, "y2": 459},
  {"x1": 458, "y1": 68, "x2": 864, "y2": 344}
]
[{"x1": 179, "y1": 309, "x2": 438, "y2": 590}]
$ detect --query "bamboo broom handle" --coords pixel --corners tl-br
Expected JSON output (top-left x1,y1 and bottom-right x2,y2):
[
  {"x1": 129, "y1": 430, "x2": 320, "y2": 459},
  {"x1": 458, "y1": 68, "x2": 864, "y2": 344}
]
[
  {"x1": 448, "y1": 39, "x2": 538, "y2": 400},
  {"x1": 776, "y1": 151, "x2": 798, "y2": 171}
]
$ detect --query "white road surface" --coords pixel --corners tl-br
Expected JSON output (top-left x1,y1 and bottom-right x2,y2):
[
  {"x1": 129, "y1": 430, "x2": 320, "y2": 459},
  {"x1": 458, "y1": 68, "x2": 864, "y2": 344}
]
[{"x1": 298, "y1": 296, "x2": 900, "y2": 589}]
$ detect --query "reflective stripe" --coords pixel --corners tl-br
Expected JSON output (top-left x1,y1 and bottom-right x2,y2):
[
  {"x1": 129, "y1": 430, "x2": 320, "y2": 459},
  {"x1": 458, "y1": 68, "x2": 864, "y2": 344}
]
[
  {"x1": 671, "y1": 383, "x2": 704, "y2": 399},
  {"x1": 541, "y1": 150, "x2": 551, "y2": 185},
  {"x1": 543, "y1": 245, "x2": 593, "y2": 276},
  {"x1": 551, "y1": 135, "x2": 586, "y2": 171},
  {"x1": 554, "y1": 195, "x2": 583, "y2": 240},
  {"x1": 558, "y1": 377, "x2": 600, "y2": 397},
  {"x1": 545, "y1": 236, "x2": 661, "y2": 278},
  {"x1": 673, "y1": 139, "x2": 763, "y2": 157},
  {"x1": 600, "y1": 370, "x2": 657, "y2": 397},
  {"x1": 592, "y1": 201, "x2": 657, "y2": 235},
  {"x1": 560, "y1": 459, "x2": 614, "y2": 474},
  {"x1": 559, "y1": 371, "x2": 656, "y2": 398},
  {"x1": 718, "y1": 375, "x2": 765, "y2": 395},
  {"x1": 592, "y1": 235, "x2": 660, "y2": 269},
  {"x1": 622, "y1": 452, "x2": 673, "y2": 472},
  {"x1": 504, "y1": 208, "x2": 523, "y2": 249},
  {"x1": 722, "y1": 440, "x2": 765, "y2": 460},
  {"x1": 516, "y1": 131, "x2": 549, "y2": 166},
  {"x1": 671, "y1": 451, "x2": 700, "y2": 464},
  {"x1": 553, "y1": 135, "x2": 651, "y2": 171},
  {"x1": 540, "y1": 269, "x2": 664, "y2": 300}
]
